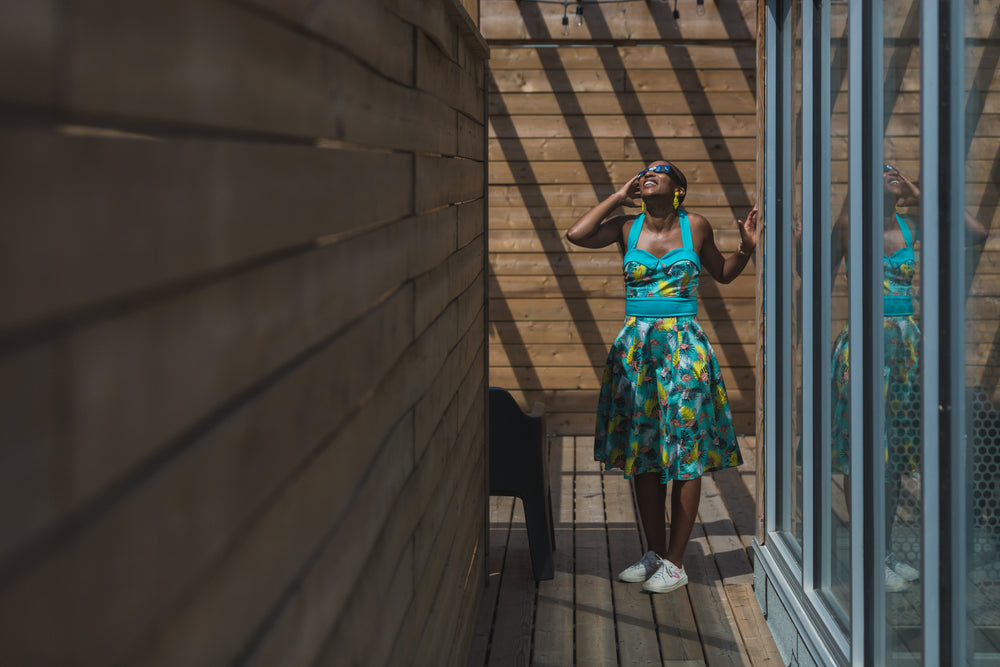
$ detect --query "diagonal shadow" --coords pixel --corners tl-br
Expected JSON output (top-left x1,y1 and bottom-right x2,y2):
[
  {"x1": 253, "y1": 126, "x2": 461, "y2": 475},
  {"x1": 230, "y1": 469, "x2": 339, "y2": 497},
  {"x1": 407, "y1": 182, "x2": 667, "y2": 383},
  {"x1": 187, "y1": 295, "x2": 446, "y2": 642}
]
[
  {"x1": 490, "y1": 88, "x2": 610, "y2": 378},
  {"x1": 632, "y1": 3, "x2": 757, "y2": 404},
  {"x1": 882, "y1": 0, "x2": 921, "y2": 127},
  {"x1": 493, "y1": 4, "x2": 769, "y2": 427},
  {"x1": 969, "y1": 146, "x2": 1000, "y2": 396},
  {"x1": 492, "y1": 1, "x2": 640, "y2": 380},
  {"x1": 831, "y1": 17, "x2": 849, "y2": 113},
  {"x1": 830, "y1": 12, "x2": 852, "y2": 243},
  {"x1": 488, "y1": 267, "x2": 546, "y2": 398},
  {"x1": 964, "y1": 16, "x2": 1000, "y2": 393},
  {"x1": 512, "y1": 4, "x2": 760, "y2": 403}
]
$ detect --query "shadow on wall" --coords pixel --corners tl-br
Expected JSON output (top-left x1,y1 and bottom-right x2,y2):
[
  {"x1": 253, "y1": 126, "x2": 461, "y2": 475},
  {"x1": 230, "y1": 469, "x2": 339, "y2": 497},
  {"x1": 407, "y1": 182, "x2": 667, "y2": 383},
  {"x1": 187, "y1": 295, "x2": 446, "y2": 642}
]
[{"x1": 488, "y1": 0, "x2": 757, "y2": 434}]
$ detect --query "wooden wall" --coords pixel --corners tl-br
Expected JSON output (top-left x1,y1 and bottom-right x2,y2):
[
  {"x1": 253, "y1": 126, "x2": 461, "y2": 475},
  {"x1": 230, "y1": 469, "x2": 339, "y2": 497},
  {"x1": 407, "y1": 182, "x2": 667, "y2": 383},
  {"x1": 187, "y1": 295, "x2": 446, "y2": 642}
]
[
  {"x1": 0, "y1": 1, "x2": 488, "y2": 664},
  {"x1": 483, "y1": 0, "x2": 759, "y2": 435}
]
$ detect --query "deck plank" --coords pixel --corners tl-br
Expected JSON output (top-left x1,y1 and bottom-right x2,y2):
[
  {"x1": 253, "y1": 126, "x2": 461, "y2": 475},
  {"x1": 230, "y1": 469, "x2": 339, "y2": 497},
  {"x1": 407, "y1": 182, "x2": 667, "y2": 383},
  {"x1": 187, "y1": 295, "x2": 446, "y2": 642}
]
[
  {"x1": 604, "y1": 471, "x2": 663, "y2": 665},
  {"x1": 700, "y1": 473, "x2": 755, "y2": 586},
  {"x1": 712, "y1": 464, "x2": 758, "y2": 555},
  {"x1": 533, "y1": 436, "x2": 576, "y2": 666},
  {"x1": 486, "y1": 499, "x2": 534, "y2": 667},
  {"x1": 726, "y1": 583, "x2": 785, "y2": 664},
  {"x1": 647, "y1": 473, "x2": 712, "y2": 662},
  {"x1": 467, "y1": 497, "x2": 513, "y2": 666},
  {"x1": 650, "y1": 586, "x2": 706, "y2": 662},
  {"x1": 736, "y1": 435, "x2": 759, "y2": 510},
  {"x1": 685, "y1": 522, "x2": 752, "y2": 666},
  {"x1": 574, "y1": 437, "x2": 618, "y2": 666}
]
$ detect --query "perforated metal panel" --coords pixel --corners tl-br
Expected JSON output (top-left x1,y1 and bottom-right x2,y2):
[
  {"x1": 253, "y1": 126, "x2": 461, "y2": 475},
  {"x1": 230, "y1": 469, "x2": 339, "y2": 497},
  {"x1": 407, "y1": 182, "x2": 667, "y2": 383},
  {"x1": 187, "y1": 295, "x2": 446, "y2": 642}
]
[{"x1": 968, "y1": 386, "x2": 1000, "y2": 630}]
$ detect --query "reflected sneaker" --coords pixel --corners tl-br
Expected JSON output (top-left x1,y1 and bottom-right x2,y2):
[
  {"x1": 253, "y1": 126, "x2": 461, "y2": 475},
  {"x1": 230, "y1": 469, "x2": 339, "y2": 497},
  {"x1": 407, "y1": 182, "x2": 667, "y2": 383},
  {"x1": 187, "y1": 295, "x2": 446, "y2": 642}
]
[
  {"x1": 642, "y1": 558, "x2": 688, "y2": 593},
  {"x1": 886, "y1": 552, "x2": 919, "y2": 582},
  {"x1": 619, "y1": 550, "x2": 660, "y2": 583},
  {"x1": 885, "y1": 564, "x2": 908, "y2": 592}
]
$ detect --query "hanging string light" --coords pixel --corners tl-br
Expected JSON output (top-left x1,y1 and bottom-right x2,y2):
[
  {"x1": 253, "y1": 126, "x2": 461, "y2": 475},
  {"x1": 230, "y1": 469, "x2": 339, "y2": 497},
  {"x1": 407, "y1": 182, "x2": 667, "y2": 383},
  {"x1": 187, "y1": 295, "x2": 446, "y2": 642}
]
[{"x1": 515, "y1": 0, "x2": 694, "y2": 23}]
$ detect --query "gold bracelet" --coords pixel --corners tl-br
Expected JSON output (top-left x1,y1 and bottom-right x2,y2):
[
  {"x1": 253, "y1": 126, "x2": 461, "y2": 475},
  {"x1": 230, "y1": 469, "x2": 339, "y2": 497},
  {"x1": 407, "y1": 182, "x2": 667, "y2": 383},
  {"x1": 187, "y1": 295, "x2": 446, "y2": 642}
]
[{"x1": 737, "y1": 244, "x2": 752, "y2": 258}]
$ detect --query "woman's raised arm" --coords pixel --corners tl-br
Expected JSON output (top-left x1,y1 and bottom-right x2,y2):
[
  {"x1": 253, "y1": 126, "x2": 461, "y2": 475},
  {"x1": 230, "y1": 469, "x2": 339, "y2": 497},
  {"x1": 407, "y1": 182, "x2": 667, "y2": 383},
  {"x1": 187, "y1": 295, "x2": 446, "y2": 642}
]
[{"x1": 566, "y1": 175, "x2": 640, "y2": 249}]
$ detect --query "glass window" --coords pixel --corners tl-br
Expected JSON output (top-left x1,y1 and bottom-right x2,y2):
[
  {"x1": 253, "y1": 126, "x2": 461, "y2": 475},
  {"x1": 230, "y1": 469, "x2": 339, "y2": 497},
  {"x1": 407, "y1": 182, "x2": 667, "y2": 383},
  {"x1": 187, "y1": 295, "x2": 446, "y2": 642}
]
[
  {"x1": 882, "y1": 0, "x2": 923, "y2": 660},
  {"x1": 760, "y1": 0, "x2": 1000, "y2": 662},
  {"x1": 827, "y1": 0, "x2": 851, "y2": 623},
  {"x1": 790, "y1": 0, "x2": 805, "y2": 552},
  {"x1": 964, "y1": 2, "x2": 999, "y2": 661}
]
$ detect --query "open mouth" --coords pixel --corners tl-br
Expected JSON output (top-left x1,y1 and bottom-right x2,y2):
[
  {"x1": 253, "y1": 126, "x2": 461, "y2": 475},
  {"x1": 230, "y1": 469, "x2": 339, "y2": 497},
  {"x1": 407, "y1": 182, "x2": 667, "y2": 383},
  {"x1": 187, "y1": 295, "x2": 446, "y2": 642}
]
[
  {"x1": 643, "y1": 178, "x2": 657, "y2": 187},
  {"x1": 888, "y1": 178, "x2": 900, "y2": 186}
]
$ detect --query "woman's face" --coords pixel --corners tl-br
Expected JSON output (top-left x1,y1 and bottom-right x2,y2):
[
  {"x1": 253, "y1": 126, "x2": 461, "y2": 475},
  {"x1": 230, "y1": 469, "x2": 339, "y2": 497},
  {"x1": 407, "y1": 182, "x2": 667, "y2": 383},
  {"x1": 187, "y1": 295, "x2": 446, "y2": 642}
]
[
  {"x1": 883, "y1": 164, "x2": 903, "y2": 197},
  {"x1": 638, "y1": 160, "x2": 678, "y2": 196}
]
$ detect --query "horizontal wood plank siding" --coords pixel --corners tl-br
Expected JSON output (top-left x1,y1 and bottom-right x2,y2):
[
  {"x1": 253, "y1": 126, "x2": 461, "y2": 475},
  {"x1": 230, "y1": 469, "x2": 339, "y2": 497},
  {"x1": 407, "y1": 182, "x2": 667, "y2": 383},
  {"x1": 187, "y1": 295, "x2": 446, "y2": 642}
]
[
  {"x1": 484, "y1": 2, "x2": 759, "y2": 436},
  {"x1": 0, "y1": 0, "x2": 488, "y2": 664}
]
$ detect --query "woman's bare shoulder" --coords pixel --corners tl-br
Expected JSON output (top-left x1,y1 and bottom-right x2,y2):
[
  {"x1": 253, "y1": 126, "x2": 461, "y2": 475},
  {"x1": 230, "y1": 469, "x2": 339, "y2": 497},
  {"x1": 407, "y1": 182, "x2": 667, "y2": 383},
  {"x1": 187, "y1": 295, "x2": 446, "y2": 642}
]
[
  {"x1": 683, "y1": 211, "x2": 714, "y2": 240},
  {"x1": 618, "y1": 212, "x2": 641, "y2": 232}
]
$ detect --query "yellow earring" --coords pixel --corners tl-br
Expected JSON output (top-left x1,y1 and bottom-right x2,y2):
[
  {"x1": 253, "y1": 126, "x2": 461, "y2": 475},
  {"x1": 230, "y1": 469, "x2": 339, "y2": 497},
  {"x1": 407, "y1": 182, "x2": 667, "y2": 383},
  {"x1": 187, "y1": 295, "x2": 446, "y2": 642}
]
[
  {"x1": 641, "y1": 201, "x2": 647, "y2": 213},
  {"x1": 673, "y1": 192, "x2": 680, "y2": 209}
]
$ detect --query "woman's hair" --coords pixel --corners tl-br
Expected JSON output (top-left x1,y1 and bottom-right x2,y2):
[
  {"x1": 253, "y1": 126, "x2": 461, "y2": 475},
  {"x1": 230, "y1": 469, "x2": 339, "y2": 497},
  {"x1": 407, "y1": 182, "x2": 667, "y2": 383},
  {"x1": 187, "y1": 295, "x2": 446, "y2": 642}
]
[{"x1": 664, "y1": 160, "x2": 687, "y2": 204}]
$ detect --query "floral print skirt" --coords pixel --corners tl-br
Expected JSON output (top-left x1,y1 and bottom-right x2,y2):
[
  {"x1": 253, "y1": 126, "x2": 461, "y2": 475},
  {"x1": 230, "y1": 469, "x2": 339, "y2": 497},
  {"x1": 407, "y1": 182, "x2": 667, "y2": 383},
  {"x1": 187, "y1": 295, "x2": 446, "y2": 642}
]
[
  {"x1": 594, "y1": 315, "x2": 742, "y2": 482},
  {"x1": 831, "y1": 315, "x2": 921, "y2": 475}
]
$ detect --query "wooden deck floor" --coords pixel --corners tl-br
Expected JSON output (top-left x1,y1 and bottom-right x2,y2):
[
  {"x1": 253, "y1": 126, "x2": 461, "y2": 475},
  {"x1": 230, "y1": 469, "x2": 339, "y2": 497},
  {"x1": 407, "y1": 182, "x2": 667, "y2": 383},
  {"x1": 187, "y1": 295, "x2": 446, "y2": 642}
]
[{"x1": 467, "y1": 435, "x2": 784, "y2": 666}]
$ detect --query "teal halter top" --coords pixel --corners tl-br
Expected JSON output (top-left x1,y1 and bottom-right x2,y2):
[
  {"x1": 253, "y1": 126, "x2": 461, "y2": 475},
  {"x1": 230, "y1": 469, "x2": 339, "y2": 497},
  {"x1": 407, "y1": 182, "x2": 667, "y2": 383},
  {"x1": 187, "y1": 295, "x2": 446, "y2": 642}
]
[
  {"x1": 623, "y1": 210, "x2": 700, "y2": 318},
  {"x1": 842, "y1": 213, "x2": 916, "y2": 317},
  {"x1": 884, "y1": 213, "x2": 916, "y2": 317}
]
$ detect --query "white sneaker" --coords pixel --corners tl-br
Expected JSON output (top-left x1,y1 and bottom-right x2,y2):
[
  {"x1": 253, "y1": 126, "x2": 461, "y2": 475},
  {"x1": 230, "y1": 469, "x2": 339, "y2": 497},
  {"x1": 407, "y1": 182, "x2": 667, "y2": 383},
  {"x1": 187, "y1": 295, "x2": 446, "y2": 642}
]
[
  {"x1": 885, "y1": 564, "x2": 908, "y2": 592},
  {"x1": 619, "y1": 550, "x2": 661, "y2": 583},
  {"x1": 886, "y1": 552, "x2": 919, "y2": 582},
  {"x1": 642, "y1": 558, "x2": 688, "y2": 593}
]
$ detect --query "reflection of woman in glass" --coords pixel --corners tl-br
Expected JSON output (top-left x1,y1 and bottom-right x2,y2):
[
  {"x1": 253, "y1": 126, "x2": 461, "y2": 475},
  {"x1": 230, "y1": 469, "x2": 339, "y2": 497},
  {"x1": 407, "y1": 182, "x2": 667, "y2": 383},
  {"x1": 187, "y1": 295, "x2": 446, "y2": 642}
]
[
  {"x1": 566, "y1": 160, "x2": 757, "y2": 593},
  {"x1": 830, "y1": 163, "x2": 988, "y2": 592}
]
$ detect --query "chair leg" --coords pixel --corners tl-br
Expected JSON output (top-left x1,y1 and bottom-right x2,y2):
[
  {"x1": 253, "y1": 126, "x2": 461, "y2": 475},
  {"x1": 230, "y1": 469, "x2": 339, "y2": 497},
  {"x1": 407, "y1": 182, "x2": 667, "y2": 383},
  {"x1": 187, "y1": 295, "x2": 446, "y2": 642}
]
[
  {"x1": 523, "y1": 489, "x2": 555, "y2": 580},
  {"x1": 548, "y1": 487, "x2": 556, "y2": 543}
]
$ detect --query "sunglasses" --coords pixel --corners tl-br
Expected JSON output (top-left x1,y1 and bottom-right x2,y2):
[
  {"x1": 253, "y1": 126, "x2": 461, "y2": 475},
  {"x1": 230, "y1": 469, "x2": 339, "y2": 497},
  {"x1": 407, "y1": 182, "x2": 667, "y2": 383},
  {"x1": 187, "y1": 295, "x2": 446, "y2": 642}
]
[
  {"x1": 883, "y1": 163, "x2": 896, "y2": 173},
  {"x1": 637, "y1": 164, "x2": 674, "y2": 179}
]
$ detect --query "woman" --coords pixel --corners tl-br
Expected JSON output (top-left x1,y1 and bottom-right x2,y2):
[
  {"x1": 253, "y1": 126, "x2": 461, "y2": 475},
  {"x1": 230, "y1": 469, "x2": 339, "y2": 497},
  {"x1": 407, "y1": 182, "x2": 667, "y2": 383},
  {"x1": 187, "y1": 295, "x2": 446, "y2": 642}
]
[
  {"x1": 566, "y1": 160, "x2": 757, "y2": 593},
  {"x1": 830, "y1": 163, "x2": 988, "y2": 592}
]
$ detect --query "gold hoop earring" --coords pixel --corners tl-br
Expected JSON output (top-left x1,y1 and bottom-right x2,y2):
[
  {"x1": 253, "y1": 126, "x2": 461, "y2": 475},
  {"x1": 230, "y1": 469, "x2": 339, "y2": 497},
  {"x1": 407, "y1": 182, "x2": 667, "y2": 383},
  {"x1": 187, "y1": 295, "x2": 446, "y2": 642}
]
[{"x1": 673, "y1": 192, "x2": 680, "y2": 209}]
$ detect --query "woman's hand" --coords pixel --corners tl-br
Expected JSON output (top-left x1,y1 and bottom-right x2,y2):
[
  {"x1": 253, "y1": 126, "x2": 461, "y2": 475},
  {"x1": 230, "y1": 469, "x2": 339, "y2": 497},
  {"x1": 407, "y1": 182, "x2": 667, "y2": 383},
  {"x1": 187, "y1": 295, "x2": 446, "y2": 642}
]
[
  {"x1": 615, "y1": 174, "x2": 642, "y2": 208},
  {"x1": 566, "y1": 174, "x2": 640, "y2": 248},
  {"x1": 738, "y1": 206, "x2": 759, "y2": 254},
  {"x1": 899, "y1": 172, "x2": 921, "y2": 202}
]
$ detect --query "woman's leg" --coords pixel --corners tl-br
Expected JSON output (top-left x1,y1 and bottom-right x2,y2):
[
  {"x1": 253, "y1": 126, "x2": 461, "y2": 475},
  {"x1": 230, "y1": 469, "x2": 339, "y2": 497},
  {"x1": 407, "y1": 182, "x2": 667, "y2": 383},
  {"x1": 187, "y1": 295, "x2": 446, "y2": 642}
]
[
  {"x1": 885, "y1": 469, "x2": 902, "y2": 552},
  {"x1": 665, "y1": 476, "x2": 702, "y2": 568},
  {"x1": 633, "y1": 472, "x2": 668, "y2": 557}
]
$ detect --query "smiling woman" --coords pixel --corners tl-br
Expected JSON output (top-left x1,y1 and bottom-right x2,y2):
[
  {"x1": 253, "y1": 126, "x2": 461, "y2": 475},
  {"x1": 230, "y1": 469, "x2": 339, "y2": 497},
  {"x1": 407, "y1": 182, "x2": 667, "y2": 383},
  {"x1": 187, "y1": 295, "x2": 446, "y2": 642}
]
[
  {"x1": 565, "y1": 159, "x2": 757, "y2": 593},
  {"x1": 828, "y1": 160, "x2": 988, "y2": 596}
]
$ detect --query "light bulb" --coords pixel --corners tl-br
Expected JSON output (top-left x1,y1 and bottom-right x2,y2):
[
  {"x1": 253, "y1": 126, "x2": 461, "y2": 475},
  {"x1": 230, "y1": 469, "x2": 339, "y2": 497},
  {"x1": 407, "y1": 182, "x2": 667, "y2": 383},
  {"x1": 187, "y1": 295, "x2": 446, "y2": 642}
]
[
  {"x1": 575, "y1": 4, "x2": 584, "y2": 26},
  {"x1": 696, "y1": 0, "x2": 705, "y2": 15}
]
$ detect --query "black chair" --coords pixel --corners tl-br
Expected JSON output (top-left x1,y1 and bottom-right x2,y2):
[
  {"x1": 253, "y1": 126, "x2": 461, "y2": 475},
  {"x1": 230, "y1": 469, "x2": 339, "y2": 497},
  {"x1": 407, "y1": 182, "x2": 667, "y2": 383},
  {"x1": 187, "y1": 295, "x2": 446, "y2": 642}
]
[{"x1": 488, "y1": 387, "x2": 555, "y2": 580}]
